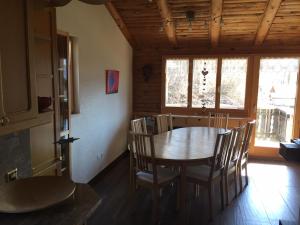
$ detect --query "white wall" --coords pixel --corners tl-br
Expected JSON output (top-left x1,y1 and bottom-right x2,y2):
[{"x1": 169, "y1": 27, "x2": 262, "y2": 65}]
[{"x1": 56, "y1": 0, "x2": 132, "y2": 183}]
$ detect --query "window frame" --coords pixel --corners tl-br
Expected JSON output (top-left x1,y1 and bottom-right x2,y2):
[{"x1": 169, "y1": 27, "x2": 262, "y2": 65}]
[{"x1": 161, "y1": 55, "x2": 253, "y2": 117}]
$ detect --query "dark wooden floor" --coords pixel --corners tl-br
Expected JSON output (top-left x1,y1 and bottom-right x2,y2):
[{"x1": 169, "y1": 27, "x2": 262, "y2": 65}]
[{"x1": 88, "y1": 156, "x2": 300, "y2": 225}]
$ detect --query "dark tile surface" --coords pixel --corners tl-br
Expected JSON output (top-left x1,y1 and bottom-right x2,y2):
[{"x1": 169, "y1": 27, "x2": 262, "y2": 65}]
[
  {"x1": 0, "y1": 130, "x2": 31, "y2": 185},
  {"x1": 89, "y1": 157, "x2": 300, "y2": 225},
  {"x1": 0, "y1": 184, "x2": 101, "y2": 225}
]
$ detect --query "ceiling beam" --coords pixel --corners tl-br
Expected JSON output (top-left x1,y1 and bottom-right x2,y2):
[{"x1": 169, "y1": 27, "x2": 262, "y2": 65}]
[
  {"x1": 254, "y1": 0, "x2": 282, "y2": 46},
  {"x1": 210, "y1": 0, "x2": 223, "y2": 48},
  {"x1": 105, "y1": 2, "x2": 135, "y2": 47},
  {"x1": 157, "y1": 0, "x2": 177, "y2": 47}
]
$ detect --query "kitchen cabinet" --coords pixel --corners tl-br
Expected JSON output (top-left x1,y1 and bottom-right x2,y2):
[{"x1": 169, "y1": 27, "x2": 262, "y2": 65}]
[
  {"x1": 0, "y1": 0, "x2": 57, "y2": 136},
  {"x1": 0, "y1": 1, "x2": 38, "y2": 128},
  {"x1": 30, "y1": 1, "x2": 61, "y2": 176}
]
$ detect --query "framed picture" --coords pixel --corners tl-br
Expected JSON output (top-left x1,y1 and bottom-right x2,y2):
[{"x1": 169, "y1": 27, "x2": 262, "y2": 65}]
[{"x1": 105, "y1": 70, "x2": 119, "y2": 94}]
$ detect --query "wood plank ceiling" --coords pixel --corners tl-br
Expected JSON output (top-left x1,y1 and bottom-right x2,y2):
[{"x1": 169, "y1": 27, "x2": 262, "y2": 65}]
[{"x1": 108, "y1": 0, "x2": 300, "y2": 49}]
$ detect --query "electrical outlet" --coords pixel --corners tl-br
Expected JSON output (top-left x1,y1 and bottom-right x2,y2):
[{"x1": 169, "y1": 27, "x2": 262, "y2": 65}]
[
  {"x1": 97, "y1": 153, "x2": 101, "y2": 160},
  {"x1": 6, "y1": 168, "x2": 18, "y2": 182}
]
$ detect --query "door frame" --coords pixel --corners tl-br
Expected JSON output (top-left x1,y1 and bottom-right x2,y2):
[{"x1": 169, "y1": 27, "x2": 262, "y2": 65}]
[
  {"x1": 249, "y1": 54, "x2": 300, "y2": 160},
  {"x1": 56, "y1": 30, "x2": 73, "y2": 176}
]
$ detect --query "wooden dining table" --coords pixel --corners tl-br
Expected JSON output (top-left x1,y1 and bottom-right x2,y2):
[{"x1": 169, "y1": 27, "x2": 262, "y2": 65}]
[{"x1": 152, "y1": 127, "x2": 226, "y2": 223}]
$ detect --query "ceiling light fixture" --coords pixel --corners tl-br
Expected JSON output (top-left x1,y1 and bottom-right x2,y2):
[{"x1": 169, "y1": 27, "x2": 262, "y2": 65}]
[{"x1": 186, "y1": 10, "x2": 195, "y2": 31}]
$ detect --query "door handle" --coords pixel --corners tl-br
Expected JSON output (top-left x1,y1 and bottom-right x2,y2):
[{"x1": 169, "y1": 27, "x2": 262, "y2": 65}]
[{"x1": 55, "y1": 137, "x2": 80, "y2": 145}]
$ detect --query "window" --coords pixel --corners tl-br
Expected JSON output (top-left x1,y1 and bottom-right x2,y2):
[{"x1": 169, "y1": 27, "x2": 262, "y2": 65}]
[
  {"x1": 163, "y1": 56, "x2": 249, "y2": 115},
  {"x1": 165, "y1": 59, "x2": 189, "y2": 107},
  {"x1": 220, "y1": 58, "x2": 248, "y2": 109},
  {"x1": 192, "y1": 59, "x2": 218, "y2": 108}
]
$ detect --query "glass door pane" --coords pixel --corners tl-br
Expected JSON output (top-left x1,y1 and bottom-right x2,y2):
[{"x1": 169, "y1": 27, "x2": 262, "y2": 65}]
[{"x1": 255, "y1": 58, "x2": 300, "y2": 148}]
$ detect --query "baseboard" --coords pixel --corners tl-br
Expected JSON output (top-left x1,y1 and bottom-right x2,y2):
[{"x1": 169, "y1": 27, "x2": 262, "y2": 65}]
[{"x1": 89, "y1": 150, "x2": 129, "y2": 185}]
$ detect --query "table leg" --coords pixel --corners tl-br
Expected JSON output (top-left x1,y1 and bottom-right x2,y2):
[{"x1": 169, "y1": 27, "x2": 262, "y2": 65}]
[{"x1": 180, "y1": 164, "x2": 187, "y2": 225}]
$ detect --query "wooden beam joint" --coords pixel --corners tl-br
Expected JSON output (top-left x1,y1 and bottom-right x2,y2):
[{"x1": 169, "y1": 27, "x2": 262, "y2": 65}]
[
  {"x1": 157, "y1": 0, "x2": 177, "y2": 47},
  {"x1": 210, "y1": 0, "x2": 223, "y2": 48},
  {"x1": 254, "y1": 0, "x2": 283, "y2": 46}
]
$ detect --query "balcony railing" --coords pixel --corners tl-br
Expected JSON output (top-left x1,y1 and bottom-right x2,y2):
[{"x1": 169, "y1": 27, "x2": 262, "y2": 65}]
[{"x1": 256, "y1": 108, "x2": 292, "y2": 142}]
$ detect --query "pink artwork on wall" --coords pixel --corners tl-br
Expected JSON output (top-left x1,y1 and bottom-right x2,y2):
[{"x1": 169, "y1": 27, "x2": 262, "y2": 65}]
[{"x1": 105, "y1": 70, "x2": 119, "y2": 94}]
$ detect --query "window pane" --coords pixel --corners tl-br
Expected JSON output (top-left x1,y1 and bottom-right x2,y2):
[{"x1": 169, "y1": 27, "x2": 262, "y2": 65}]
[
  {"x1": 192, "y1": 59, "x2": 217, "y2": 108},
  {"x1": 165, "y1": 59, "x2": 189, "y2": 107},
  {"x1": 220, "y1": 58, "x2": 247, "y2": 109}
]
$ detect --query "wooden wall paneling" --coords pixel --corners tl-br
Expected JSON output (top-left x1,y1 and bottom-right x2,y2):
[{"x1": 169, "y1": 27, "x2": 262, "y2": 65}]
[
  {"x1": 169, "y1": 0, "x2": 210, "y2": 48},
  {"x1": 220, "y1": 0, "x2": 267, "y2": 46},
  {"x1": 111, "y1": 0, "x2": 170, "y2": 48},
  {"x1": 133, "y1": 49, "x2": 162, "y2": 113},
  {"x1": 264, "y1": 0, "x2": 300, "y2": 46},
  {"x1": 111, "y1": 0, "x2": 300, "y2": 49},
  {"x1": 254, "y1": 0, "x2": 283, "y2": 45}
]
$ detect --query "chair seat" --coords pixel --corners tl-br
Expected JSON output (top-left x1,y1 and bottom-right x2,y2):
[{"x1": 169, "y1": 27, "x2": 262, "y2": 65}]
[
  {"x1": 186, "y1": 165, "x2": 220, "y2": 181},
  {"x1": 136, "y1": 167, "x2": 178, "y2": 185},
  {"x1": 225, "y1": 161, "x2": 237, "y2": 174},
  {"x1": 241, "y1": 156, "x2": 247, "y2": 164}
]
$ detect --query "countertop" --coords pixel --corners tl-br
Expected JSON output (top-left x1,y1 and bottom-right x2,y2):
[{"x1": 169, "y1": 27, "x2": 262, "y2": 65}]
[{"x1": 0, "y1": 184, "x2": 101, "y2": 225}]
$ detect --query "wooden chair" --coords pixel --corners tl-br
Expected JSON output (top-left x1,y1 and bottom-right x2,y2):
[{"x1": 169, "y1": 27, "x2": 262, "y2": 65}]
[
  {"x1": 238, "y1": 120, "x2": 256, "y2": 193},
  {"x1": 129, "y1": 118, "x2": 148, "y2": 191},
  {"x1": 224, "y1": 125, "x2": 246, "y2": 205},
  {"x1": 186, "y1": 130, "x2": 232, "y2": 221},
  {"x1": 208, "y1": 112, "x2": 229, "y2": 129},
  {"x1": 129, "y1": 132, "x2": 178, "y2": 224},
  {"x1": 154, "y1": 113, "x2": 173, "y2": 134},
  {"x1": 131, "y1": 117, "x2": 148, "y2": 134}
]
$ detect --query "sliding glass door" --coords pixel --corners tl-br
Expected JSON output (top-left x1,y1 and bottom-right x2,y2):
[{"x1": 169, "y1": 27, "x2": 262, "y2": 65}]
[{"x1": 253, "y1": 57, "x2": 300, "y2": 157}]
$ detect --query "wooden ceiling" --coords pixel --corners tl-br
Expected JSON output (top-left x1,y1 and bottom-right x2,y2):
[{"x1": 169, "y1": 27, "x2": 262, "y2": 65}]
[{"x1": 107, "y1": 0, "x2": 300, "y2": 49}]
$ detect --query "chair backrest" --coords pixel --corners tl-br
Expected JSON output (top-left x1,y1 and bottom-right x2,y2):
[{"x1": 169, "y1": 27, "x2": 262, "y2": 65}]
[
  {"x1": 129, "y1": 132, "x2": 158, "y2": 182},
  {"x1": 241, "y1": 120, "x2": 256, "y2": 157},
  {"x1": 131, "y1": 117, "x2": 148, "y2": 134},
  {"x1": 210, "y1": 130, "x2": 232, "y2": 178},
  {"x1": 155, "y1": 113, "x2": 173, "y2": 134},
  {"x1": 208, "y1": 112, "x2": 229, "y2": 129},
  {"x1": 225, "y1": 125, "x2": 246, "y2": 169}
]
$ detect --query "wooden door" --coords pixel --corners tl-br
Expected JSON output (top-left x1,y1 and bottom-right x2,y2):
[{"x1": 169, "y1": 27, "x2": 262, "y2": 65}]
[{"x1": 0, "y1": 0, "x2": 37, "y2": 125}]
